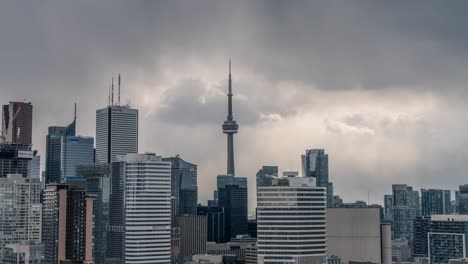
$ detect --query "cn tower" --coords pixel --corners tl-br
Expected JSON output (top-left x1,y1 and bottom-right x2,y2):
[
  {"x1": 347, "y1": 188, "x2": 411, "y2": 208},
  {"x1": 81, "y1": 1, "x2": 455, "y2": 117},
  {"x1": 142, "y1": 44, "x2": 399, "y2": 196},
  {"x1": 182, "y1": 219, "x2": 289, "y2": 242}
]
[{"x1": 222, "y1": 60, "x2": 239, "y2": 176}]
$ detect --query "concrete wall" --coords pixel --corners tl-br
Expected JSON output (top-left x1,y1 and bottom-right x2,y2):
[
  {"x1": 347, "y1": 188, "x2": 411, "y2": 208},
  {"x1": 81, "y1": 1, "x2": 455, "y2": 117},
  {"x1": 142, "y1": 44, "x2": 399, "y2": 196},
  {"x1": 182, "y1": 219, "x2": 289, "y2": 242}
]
[{"x1": 327, "y1": 208, "x2": 382, "y2": 263}]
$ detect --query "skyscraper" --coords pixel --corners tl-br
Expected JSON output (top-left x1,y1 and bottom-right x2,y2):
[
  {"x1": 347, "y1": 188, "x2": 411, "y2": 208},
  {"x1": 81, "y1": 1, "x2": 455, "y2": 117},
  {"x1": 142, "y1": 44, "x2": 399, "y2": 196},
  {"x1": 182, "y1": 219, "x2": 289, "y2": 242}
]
[
  {"x1": 456, "y1": 185, "x2": 468, "y2": 214},
  {"x1": 42, "y1": 180, "x2": 94, "y2": 264},
  {"x1": 45, "y1": 106, "x2": 77, "y2": 183},
  {"x1": 217, "y1": 175, "x2": 248, "y2": 240},
  {"x1": 95, "y1": 104, "x2": 138, "y2": 164},
  {"x1": 302, "y1": 149, "x2": 333, "y2": 207},
  {"x1": 392, "y1": 184, "x2": 420, "y2": 243},
  {"x1": 107, "y1": 153, "x2": 171, "y2": 264},
  {"x1": 1, "y1": 102, "x2": 33, "y2": 145},
  {"x1": 421, "y1": 189, "x2": 451, "y2": 217},
  {"x1": 257, "y1": 176, "x2": 327, "y2": 264},
  {"x1": 384, "y1": 194, "x2": 393, "y2": 222},
  {"x1": 256, "y1": 165, "x2": 278, "y2": 189},
  {"x1": 197, "y1": 205, "x2": 226, "y2": 243},
  {"x1": 163, "y1": 156, "x2": 198, "y2": 216},
  {"x1": 0, "y1": 143, "x2": 34, "y2": 178},
  {"x1": 222, "y1": 61, "x2": 238, "y2": 176},
  {"x1": 0, "y1": 174, "x2": 41, "y2": 262}
]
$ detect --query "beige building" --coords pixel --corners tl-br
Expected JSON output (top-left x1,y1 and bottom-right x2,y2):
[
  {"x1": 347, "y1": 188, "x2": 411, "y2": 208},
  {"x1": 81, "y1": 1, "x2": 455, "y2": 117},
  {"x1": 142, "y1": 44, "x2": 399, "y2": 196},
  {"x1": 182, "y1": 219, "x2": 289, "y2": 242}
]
[{"x1": 327, "y1": 207, "x2": 391, "y2": 264}]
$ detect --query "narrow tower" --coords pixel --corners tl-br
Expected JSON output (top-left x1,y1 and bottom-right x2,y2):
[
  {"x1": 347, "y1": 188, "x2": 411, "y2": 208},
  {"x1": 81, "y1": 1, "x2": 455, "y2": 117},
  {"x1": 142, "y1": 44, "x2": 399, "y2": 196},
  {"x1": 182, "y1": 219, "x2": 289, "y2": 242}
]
[{"x1": 222, "y1": 60, "x2": 239, "y2": 175}]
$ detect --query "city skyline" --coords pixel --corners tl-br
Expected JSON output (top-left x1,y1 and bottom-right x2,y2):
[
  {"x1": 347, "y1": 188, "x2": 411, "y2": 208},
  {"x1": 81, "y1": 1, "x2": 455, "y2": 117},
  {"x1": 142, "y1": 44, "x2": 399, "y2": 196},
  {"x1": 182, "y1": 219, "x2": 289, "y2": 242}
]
[{"x1": 2, "y1": 1, "x2": 468, "y2": 208}]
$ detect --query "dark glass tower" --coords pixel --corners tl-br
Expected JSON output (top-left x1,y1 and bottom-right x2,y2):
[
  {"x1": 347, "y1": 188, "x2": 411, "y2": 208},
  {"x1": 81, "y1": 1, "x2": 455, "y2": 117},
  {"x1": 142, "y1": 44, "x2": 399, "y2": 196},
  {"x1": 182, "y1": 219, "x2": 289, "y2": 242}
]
[
  {"x1": 222, "y1": 61, "x2": 238, "y2": 176},
  {"x1": 421, "y1": 189, "x2": 451, "y2": 217},
  {"x1": 1, "y1": 102, "x2": 33, "y2": 145},
  {"x1": 45, "y1": 105, "x2": 76, "y2": 184},
  {"x1": 302, "y1": 149, "x2": 333, "y2": 207},
  {"x1": 163, "y1": 156, "x2": 198, "y2": 216}
]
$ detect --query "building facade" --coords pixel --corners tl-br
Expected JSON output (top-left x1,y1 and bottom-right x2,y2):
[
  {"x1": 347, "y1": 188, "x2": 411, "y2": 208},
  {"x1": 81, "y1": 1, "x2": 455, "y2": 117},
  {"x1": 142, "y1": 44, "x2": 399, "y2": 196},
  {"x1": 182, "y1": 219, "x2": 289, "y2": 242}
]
[
  {"x1": 95, "y1": 106, "x2": 138, "y2": 164},
  {"x1": 41, "y1": 181, "x2": 94, "y2": 264},
  {"x1": 0, "y1": 174, "x2": 41, "y2": 262},
  {"x1": 163, "y1": 156, "x2": 198, "y2": 216},
  {"x1": 0, "y1": 143, "x2": 34, "y2": 178},
  {"x1": 107, "y1": 154, "x2": 171, "y2": 264},
  {"x1": 257, "y1": 176, "x2": 327, "y2": 264},
  {"x1": 197, "y1": 205, "x2": 226, "y2": 243},
  {"x1": 2, "y1": 102, "x2": 33, "y2": 145},
  {"x1": 217, "y1": 175, "x2": 248, "y2": 240},
  {"x1": 421, "y1": 189, "x2": 451, "y2": 217},
  {"x1": 392, "y1": 184, "x2": 420, "y2": 243},
  {"x1": 175, "y1": 215, "x2": 207, "y2": 264},
  {"x1": 256, "y1": 166, "x2": 278, "y2": 189},
  {"x1": 456, "y1": 185, "x2": 468, "y2": 214},
  {"x1": 301, "y1": 149, "x2": 333, "y2": 207}
]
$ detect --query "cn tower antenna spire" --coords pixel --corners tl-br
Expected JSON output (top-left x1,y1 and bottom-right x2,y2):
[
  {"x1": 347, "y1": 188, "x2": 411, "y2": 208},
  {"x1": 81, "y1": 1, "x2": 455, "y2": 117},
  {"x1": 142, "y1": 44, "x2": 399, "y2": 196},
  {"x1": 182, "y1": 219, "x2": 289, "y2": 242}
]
[{"x1": 222, "y1": 60, "x2": 239, "y2": 176}]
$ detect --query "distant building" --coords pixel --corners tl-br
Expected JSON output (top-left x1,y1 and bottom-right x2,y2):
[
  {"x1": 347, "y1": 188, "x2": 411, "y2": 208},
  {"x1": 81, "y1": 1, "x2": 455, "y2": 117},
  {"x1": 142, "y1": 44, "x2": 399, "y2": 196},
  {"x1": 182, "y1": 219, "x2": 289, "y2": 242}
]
[
  {"x1": 0, "y1": 174, "x2": 41, "y2": 262},
  {"x1": 257, "y1": 176, "x2": 327, "y2": 264},
  {"x1": 392, "y1": 184, "x2": 420, "y2": 243},
  {"x1": 301, "y1": 149, "x2": 333, "y2": 207},
  {"x1": 413, "y1": 215, "x2": 468, "y2": 263},
  {"x1": 327, "y1": 207, "x2": 392, "y2": 264},
  {"x1": 2, "y1": 102, "x2": 33, "y2": 145},
  {"x1": 217, "y1": 175, "x2": 248, "y2": 240},
  {"x1": 392, "y1": 239, "x2": 412, "y2": 263},
  {"x1": 95, "y1": 105, "x2": 138, "y2": 164},
  {"x1": 456, "y1": 185, "x2": 468, "y2": 214},
  {"x1": 41, "y1": 180, "x2": 94, "y2": 264},
  {"x1": 163, "y1": 156, "x2": 198, "y2": 216},
  {"x1": 0, "y1": 143, "x2": 34, "y2": 178},
  {"x1": 28, "y1": 153, "x2": 40, "y2": 179},
  {"x1": 76, "y1": 164, "x2": 111, "y2": 264},
  {"x1": 384, "y1": 195, "x2": 393, "y2": 222},
  {"x1": 198, "y1": 205, "x2": 226, "y2": 243},
  {"x1": 245, "y1": 244, "x2": 257, "y2": 264},
  {"x1": 421, "y1": 189, "x2": 451, "y2": 217},
  {"x1": 206, "y1": 241, "x2": 250, "y2": 263},
  {"x1": 256, "y1": 166, "x2": 277, "y2": 188},
  {"x1": 174, "y1": 215, "x2": 207, "y2": 264},
  {"x1": 4, "y1": 240, "x2": 44, "y2": 264},
  {"x1": 107, "y1": 153, "x2": 171, "y2": 264}
]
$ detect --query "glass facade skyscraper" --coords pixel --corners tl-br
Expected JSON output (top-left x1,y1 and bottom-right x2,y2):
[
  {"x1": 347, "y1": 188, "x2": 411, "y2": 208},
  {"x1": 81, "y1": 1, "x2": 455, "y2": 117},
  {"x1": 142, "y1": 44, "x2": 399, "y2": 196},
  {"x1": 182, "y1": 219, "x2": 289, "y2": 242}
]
[
  {"x1": 302, "y1": 149, "x2": 333, "y2": 207},
  {"x1": 2, "y1": 102, "x2": 33, "y2": 145},
  {"x1": 256, "y1": 166, "x2": 278, "y2": 189},
  {"x1": 421, "y1": 189, "x2": 451, "y2": 217},
  {"x1": 163, "y1": 156, "x2": 198, "y2": 216},
  {"x1": 392, "y1": 184, "x2": 420, "y2": 243},
  {"x1": 217, "y1": 175, "x2": 248, "y2": 240}
]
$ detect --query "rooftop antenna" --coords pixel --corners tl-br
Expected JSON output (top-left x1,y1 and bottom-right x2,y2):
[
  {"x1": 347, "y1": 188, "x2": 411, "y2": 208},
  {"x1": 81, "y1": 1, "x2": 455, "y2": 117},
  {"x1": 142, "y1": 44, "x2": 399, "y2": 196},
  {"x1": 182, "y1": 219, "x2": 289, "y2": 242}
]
[
  {"x1": 108, "y1": 81, "x2": 111, "y2": 106},
  {"x1": 118, "y1": 74, "x2": 121, "y2": 106},
  {"x1": 111, "y1": 77, "x2": 114, "y2": 106}
]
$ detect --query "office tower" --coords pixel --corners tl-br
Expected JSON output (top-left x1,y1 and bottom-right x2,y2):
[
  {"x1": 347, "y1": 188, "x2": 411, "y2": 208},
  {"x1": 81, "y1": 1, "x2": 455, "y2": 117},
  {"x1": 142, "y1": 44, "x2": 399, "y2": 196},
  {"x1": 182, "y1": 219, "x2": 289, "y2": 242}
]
[
  {"x1": 77, "y1": 164, "x2": 111, "y2": 264},
  {"x1": 107, "y1": 153, "x2": 171, "y2": 264},
  {"x1": 302, "y1": 149, "x2": 333, "y2": 207},
  {"x1": 456, "y1": 185, "x2": 468, "y2": 214},
  {"x1": 0, "y1": 143, "x2": 34, "y2": 178},
  {"x1": 257, "y1": 176, "x2": 327, "y2": 264},
  {"x1": 392, "y1": 184, "x2": 420, "y2": 243},
  {"x1": 175, "y1": 215, "x2": 207, "y2": 264},
  {"x1": 163, "y1": 156, "x2": 198, "y2": 216},
  {"x1": 245, "y1": 244, "x2": 257, "y2": 264},
  {"x1": 4, "y1": 240, "x2": 44, "y2": 264},
  {"x1": 95, "y1": 104, "x2": 138, "y2": 164},
  {"x1": 198, "y1": 205, "x2": 226, "y2": 243},
  {"x1": 1, "y1": 102, "x2": 33, "y2": 145},
  {"x1": 413, "y1": 215, "x2": 468, "y2": 263},
  {"x1": 421, "y1": 189, "x2": 451, "y2": 217},
  {"x1": 42, "y1": 180, "x2": 94, "y2": 264},
  {"x1": 217, "y1": 175, "x2": 248, "y2": 240},
  {"x1": 384, "y1": 194, "x2": 393, "y2": 222},
  {"x1": 222, "y1": 61, "x2": 239, "y2": 176},
  {"x1": 413, "y1": 216, "x2": 431, "y2": 257},
  {"x1": 0, "y1": 174, "x2": 41, "y2": 262},
  {"x1": 45, "y1": 107, "x2": 77, "y2": 183},
  {"x1": 327, "y1": 207, "x2": 391, "y2": 264},
  {"x1": 248, "y1": 220, "x2": 257, "y2": 238},
  {"x1": 28, "y1": 152, "x2": 40, "y2": 178},
  {"x1": 256, "y1": 165, "x2": 278, "y2": 188}
]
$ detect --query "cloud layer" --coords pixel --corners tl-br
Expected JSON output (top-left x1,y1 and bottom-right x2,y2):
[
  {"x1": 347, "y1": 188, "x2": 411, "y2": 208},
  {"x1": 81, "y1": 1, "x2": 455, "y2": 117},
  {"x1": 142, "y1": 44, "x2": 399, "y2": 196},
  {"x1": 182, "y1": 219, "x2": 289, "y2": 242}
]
[{"x1": 1, "y1": 1, "x2": 468, "y2": 209}]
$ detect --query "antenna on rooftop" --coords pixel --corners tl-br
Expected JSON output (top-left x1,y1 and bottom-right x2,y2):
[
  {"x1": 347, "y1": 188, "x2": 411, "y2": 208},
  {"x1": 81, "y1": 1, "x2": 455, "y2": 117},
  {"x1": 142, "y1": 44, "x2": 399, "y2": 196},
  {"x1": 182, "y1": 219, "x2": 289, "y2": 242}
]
[
  {"x1": 111, "y1": 77, "x2": 114, "y2": 106},
  {"x1": 118, "y1": 74, "x2": 121, "y2": 106}
]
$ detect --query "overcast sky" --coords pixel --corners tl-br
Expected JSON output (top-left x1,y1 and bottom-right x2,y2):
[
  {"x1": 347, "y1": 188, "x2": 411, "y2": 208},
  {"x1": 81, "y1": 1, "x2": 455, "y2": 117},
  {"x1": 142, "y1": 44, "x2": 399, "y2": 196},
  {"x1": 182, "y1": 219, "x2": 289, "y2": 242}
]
[{"x1": 2, "y1": 1, "x2": 468, "y2": 209}]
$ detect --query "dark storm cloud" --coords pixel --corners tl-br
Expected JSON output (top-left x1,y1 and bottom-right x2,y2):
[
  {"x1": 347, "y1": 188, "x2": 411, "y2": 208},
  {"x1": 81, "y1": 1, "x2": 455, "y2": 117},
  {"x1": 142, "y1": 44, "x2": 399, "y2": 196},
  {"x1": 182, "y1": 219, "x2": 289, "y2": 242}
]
[{"x1": 2, "y1": 1, "x2": 468, "y2": 205}]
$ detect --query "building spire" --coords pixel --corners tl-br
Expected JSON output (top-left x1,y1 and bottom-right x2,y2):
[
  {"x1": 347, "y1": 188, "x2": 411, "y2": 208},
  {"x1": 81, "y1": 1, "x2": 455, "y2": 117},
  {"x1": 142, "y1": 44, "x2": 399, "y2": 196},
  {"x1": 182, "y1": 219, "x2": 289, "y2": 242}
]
[{"x1": 222, "y1": 60, "x2": 239, "y2": 176}]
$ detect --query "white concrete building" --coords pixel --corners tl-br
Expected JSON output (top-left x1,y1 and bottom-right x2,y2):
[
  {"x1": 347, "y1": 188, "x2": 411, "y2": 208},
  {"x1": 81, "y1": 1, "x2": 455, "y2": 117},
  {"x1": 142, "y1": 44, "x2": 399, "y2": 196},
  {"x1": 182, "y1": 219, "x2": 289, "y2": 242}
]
[
  {"x1": 109, "y1": 153, "x2": 172, "y2": 264},
  {"x1": 257, "y1": 176, "x2": 327, "y2": 264}
]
